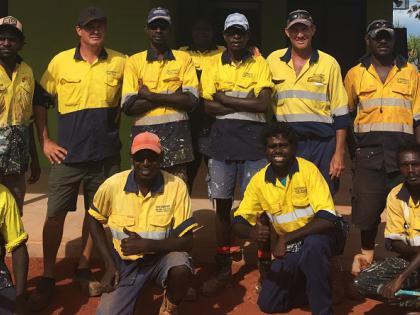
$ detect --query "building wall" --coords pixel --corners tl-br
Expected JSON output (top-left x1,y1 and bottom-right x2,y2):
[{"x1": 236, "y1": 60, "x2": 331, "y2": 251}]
[
  {"x1": 8, "y1": 0, "x2": 393, "y2": 168},
  {"x1": 9, "y1": 0, "x2": 178, "y2": 168}
]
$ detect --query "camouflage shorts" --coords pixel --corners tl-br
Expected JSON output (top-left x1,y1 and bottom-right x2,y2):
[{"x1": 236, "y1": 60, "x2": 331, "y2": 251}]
[{"x1": 0, "y1": 125, "x2": 29, "y2": 175}]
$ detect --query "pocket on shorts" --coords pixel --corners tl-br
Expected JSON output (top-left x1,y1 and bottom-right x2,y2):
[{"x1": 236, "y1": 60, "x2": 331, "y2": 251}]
[{"x1": 354, "y1": 147, "x2": 384, "y2": 170}]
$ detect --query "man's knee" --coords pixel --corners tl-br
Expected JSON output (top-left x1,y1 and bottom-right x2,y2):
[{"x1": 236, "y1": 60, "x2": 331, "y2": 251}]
[
  {"x1": 300, "y1": 235, "x2": 332, "y2": 262},
  {"x1": 167, "y1": 264, "x2": 191, "y2": 281}
]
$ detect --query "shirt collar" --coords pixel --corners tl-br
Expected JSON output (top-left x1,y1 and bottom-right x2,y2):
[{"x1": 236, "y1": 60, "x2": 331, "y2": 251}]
[
  {"x1": 359, "y1": 53, "x2": 407, "y2": 70},
  {"x1": 221, "y1": 49, "x2": 253, "y2": 65},
  {"x1": 264, "y1": 158, "x2": 299, "y2": 185},
  {"x1": 146, "y1": 47, "x2": 175, "y2": 61},
  {"x1": 279, "y1": 46, "x2": 319, "y2": 65},
  {"x1": 123, "y1": 170, "x2": 164, "y2": 195},
  {"x1": 396, "y1": 183, "x2": 411, "y2": 204},
  {"x1": 74, "y1": 44, "x2": 108, "y2": 61}
]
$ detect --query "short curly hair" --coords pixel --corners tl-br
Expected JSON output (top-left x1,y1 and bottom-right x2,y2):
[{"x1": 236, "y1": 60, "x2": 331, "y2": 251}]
[{"x1": 261, "y1": 122, "x2": 298, "y2": 148}]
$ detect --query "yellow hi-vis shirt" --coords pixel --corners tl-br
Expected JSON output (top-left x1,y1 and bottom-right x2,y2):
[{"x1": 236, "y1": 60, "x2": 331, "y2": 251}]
[
  {"x1": 40, "y1": 46, "x2": 126, "y2": 163},
  {"x1": 0, "y1": 184, "x2": 28, "y2": 254},
  {"x1": 385, "y1": 183, "x2": 420, "y2": 246},
  {"x1": 179, "y1": 45, "x2": 225, "y2": 79},
  {"x1": 0, "y1": 59, "x2": 34, "y2": 128},
  {"x1": 200, "y1": 51, "x2": 273, "y2": 161},
  {"x1": 344, "y1": 55, "x2": 420, "y2": 173},
  {"x1": 121, "y1": 48, "x2": 199, "y2": 126},
  {"x1": 344, "y1": 55, "x2": 420, "y2": 135},
  {"x1": 89, "y1": 170, "x2": 197, "y2": 260},
  {"x1": 267, "y1": 48, "x2": 349, "y2": 138},
  {"x1": 234, "y1": 157, "x2": 337, "y2": 235}
]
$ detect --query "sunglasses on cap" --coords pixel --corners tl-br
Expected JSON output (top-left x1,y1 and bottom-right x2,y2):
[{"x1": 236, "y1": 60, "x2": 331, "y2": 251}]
[
  {"x1": 286, "y1": 10, "x2": 312, "y2": 24},
  {"x1": 367, "y1": 20, "x2": 394, "y2": 33}
]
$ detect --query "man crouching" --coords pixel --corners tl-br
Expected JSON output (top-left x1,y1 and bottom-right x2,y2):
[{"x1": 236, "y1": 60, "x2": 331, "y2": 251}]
[
  {"x1": 88, "y1": 132, "x2": 197, "y2": 315},
  {"x1": 233, "y1": 122, "x2": 338, "y2": 315}
]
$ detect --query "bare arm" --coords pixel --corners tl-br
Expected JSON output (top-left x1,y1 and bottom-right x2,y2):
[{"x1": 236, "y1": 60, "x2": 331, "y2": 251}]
[
  {"x1": 273, "y1": 217, "x2": 335, "y2": 258},
  {"x1": 27, "y1": 123, "x2": 41, "y2": 184},
  {"x1": 390, "y1": 240, "x2": 420, "y2": 260},
  {"x1": 33, "y1": 106, "x2": 67, "y2": 164},
  {"x1": 382, "y1": 250, "x2": 420, "y2": 299},
  {"x1": 214, "y1": 88, "x2": 271, "y2": 113},
  {"x1": 12, "y1": 244, "x2": 29, "y2": 296},
  {"x1": 330, "y1": 128, "x2": 347, "y2": 179},
  {"x1": 203, "y1": 99, "x2": 236, "y2": 116},
  {"x1": 123, "y1": 97, "x2": 157, "y2": 116},
  {"x1": 121, "y1": 228, "x2": 193, "y2": 256}
]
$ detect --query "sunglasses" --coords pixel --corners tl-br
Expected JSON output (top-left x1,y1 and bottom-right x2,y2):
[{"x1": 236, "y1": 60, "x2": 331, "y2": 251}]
[
  {"x1": 367, "y1": 20, "x2": 393, "y2": 32},
  {"x1": 148, "y1": 22, "x2": 169, "y2": 31},
  {"x1": 287, "y1": 10, "x2": 312, "y2": 24}
]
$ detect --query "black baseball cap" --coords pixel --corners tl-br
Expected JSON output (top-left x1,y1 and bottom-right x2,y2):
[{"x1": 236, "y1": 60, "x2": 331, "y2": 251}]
[{"x1": 77, "y1": 6, "x2": 107, "y2": 27}]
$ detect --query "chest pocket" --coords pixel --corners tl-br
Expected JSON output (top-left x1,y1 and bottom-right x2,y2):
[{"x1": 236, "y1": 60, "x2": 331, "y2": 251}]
[
  {"x1": 58, "y1": 77, "x2": 81, "y2": 107},
  {"x1": 236, "y1": 79, "x2": 256, "y2": 97},
  {"x1": 16, "y1": 81, "x2": 33, "y2": 109},
  {"x1": 162, "y1": 68, "x2": 182, "y2": 93},
  {"x1": 358, "y1": 85, "x2": 377, "y2": 111},
  {"x1": 291, "y1": 189, "x2": 309, "y2": 208},
  {"x1": 0, "y1": 82, "x2": 9, "y2": 114},
  {"x1": 109, "y1": 214, "x2": 135, "y2": 227},
  {"x1": 392, "y1": 83, "x2": 411, "y2": 100},
  {"x1": 105, "y1": 74, "x2": 121, "y2": 105}
]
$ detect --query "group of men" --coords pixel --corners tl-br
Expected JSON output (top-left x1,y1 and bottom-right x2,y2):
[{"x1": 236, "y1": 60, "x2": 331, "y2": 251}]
[{"x1": 1, "y1": 4, "x2": 420, "y2": 315}]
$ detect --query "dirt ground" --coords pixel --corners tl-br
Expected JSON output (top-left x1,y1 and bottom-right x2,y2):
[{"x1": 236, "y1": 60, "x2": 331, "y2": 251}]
[{"x1": 6, "y1": 257, "x2": 407, "y2": 315}]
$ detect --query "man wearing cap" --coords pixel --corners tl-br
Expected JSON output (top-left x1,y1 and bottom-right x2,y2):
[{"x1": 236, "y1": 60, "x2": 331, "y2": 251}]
[
  {"x1": 88, "y1": 131, "x2": 197, "y2": 315},
  {"x1": 267, "y1": 10, "x2": 349, "y2": 195},
  {"x1": 122, "y1": 7, "x2": 199, "y2": 185},
  {"x1": 200, "y1": 12, "x2": 272, "y2": 294},
  {"x1": 0, "y1": 16, "x2": 42, "y2": 215},
  {"x1": 28, "y1": 6, "x2": 126, "y2": 309},
  {"x1": 344, "y1": 20, "x2": 420, "y2": 274}
]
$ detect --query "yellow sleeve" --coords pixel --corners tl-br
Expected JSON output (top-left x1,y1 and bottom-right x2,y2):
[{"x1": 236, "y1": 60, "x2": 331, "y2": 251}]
[
  {"x1": 40, "y1": 57, "x2": 58, "y2": 97},
  {"x1": 172, "y1": 180, "x2": 197, "y2": 237},
  {"x1": 180, "y1": 55, "x2": 199, "y2": 99},
  {"x1": 329, "y1": 60, "x2": 349, "y2": 117},
  {"x1": 234, "y1": 174, "x2": 264, "y2": 226},
  {"x1": 88, "y1": 179, "x2": 114, "y2": 224},
  {"x1": 344, "y1": 69, "x2": 358, "y2": 112},
  {"x1": 253, "y1": 58, "x2": 273, "y2": 97},
  {"x1": 307, "y1": 163, "x2": 336, "y2": 216},
  {"x1": 0, "y1": 187, "x2": 28, "y2": 253},
  {"x1": 384, "y1": 192, "x2": 407, "y2": 242},
  {"x1": 200, "y1": 63, "x2": 217, "y2": 100},
  {"x1": 121, "y1": 56, "x2": 140, "y2": 105},
  {"x1": 412, "y1": 72, "x2": 420, "y2": 124}
]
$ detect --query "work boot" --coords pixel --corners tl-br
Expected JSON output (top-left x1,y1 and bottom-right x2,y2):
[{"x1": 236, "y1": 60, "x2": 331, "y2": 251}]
[
  {"x1": 202, "y1": 253, "x2": 232, "y2": 296},
  {"x1": 159, "y1": 293, "x2": 179, "y2": 315}
]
